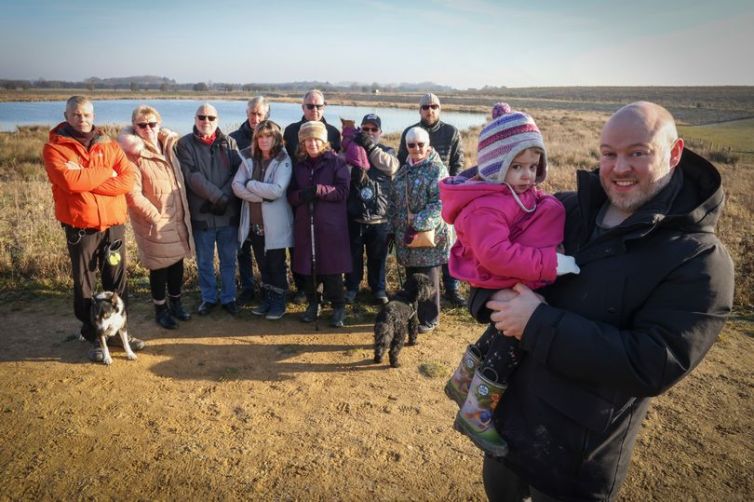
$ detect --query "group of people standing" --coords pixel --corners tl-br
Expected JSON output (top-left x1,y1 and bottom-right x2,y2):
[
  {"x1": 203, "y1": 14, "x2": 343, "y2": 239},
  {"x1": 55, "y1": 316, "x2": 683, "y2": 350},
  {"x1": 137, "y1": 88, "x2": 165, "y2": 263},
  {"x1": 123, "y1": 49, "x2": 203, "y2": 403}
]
[
  {"x1": 43, "y1": 90, "x2": 468, "y2": 356},
  {"x1": 42, "y1": 91, "x2": 735, "y2": 501}
]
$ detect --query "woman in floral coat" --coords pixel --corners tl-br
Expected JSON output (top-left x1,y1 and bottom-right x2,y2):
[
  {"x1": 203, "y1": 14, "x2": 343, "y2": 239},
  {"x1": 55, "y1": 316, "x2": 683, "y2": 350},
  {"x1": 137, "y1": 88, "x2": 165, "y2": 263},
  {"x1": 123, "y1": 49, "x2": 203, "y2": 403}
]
[{"x1": 389, "y1": 126, "x2": 450, "y2": 333}]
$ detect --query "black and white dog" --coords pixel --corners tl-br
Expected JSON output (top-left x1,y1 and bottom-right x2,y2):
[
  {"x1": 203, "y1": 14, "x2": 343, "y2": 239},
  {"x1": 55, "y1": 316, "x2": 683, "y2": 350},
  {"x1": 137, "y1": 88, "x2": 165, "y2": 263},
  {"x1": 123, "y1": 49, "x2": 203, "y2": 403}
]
[
  {"x1": 373, "y1": 273, "x2": 435, "y2": 368},
  {"x1": 91, "y1": 291, "x2": 136, "y2": 365}
]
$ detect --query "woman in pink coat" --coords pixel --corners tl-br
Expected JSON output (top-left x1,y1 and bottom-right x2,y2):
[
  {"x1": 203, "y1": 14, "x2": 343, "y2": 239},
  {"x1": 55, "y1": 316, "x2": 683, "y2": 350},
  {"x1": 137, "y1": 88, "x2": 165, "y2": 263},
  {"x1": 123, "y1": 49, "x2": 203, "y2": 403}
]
[{"x1": 439, "y1": 103, "x2": 580, "y2": 456}]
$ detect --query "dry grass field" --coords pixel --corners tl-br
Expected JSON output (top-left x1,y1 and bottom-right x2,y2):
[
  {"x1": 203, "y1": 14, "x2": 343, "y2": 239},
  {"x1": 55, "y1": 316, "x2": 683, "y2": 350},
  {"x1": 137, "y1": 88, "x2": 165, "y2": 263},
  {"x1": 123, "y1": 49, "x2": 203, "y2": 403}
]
[{"x1": 0, "y1": 94, "x2": 752, "y2": 500}]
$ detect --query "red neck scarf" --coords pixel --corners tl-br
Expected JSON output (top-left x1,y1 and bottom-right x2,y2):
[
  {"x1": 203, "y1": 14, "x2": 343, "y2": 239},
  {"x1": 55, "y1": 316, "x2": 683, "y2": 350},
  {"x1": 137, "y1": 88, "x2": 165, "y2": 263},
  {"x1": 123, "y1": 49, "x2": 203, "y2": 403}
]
[{"x1": 197, "y1": 131, "x2": 217, "y2": 145}]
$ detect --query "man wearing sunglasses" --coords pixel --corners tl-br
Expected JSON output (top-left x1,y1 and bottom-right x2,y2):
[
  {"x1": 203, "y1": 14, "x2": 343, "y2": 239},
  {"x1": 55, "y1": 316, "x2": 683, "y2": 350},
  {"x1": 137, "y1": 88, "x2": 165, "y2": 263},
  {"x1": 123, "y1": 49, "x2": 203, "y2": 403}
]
[
  {"x1": 230, "y1": 96, "x2": 271, "y2": 305},
  {"x1": 177, "y1": 103, "x2": 242, "y2": 317},
  {"x1": 43, "y1": 96, "x2": 144, "y2": 363},
  {"x1": 345, "y1": 114, "x2": 400, "y2": 305},
  {"x1": 283, "y1": 89, "x2": 342, "y2": 304},
  {"x1": 283, "y1": 89, "x2": 342, "y2": 159},
  {"x1": 398, "y1": 93, "x2": 466, "y2": 307}
]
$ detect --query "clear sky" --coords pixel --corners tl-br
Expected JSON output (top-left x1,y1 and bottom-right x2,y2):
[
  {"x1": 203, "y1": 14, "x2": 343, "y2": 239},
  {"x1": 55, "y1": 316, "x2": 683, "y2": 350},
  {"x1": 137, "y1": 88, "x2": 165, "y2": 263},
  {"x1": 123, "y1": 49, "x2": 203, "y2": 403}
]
[{"x1": 1, "y1": 0, "x2": 752, "y2": 89}]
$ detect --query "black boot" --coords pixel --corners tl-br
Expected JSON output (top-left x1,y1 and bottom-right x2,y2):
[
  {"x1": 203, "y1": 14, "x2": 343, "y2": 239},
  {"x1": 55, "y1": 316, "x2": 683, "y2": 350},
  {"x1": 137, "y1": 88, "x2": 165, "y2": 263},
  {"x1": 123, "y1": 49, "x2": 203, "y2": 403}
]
[
  {"x1": 301, "y1": 301, "x2": 321, "y2": 323},
  {"x1": 169, "y1": 296, "x2": 191, "y2": 321},
  {"x1": 265, "y1": 290, "x2": 287, "y2": 320},
  {"x1": 251, "y1": 289, "x2": 271, "y2": 316},
  {"x1": 155, "y1": 303, "x2": 177, "y2": 329}
]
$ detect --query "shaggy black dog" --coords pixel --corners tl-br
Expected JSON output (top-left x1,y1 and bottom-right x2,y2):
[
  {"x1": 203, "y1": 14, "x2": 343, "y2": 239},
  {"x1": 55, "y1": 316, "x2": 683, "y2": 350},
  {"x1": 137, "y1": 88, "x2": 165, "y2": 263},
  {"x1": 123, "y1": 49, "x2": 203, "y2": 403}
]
[{"x1": 373, "y1": 273, "x2": 435, "y2": 368}]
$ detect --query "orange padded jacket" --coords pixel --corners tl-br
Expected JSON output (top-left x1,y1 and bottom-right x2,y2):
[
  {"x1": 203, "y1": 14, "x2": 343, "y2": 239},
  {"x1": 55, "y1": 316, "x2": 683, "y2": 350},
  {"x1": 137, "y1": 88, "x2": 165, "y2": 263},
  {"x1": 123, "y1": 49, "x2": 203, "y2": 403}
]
[{"x1": 43, "y1": 122, "x2": 135, "y2": 230}]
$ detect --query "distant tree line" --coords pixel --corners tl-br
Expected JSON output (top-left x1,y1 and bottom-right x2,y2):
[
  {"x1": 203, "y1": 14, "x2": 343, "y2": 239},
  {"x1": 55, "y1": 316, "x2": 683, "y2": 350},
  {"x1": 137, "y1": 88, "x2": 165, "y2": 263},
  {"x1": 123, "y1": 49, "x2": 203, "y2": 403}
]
[{"x1": 0, "y1": 76, "x2": 456, "y2": 94}]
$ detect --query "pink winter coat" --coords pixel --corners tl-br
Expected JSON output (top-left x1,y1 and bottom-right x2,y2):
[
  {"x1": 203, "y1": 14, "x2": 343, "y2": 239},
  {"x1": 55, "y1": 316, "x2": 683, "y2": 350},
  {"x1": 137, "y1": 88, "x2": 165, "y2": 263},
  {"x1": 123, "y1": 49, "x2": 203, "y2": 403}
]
[{"x1": 439, "y1": 177, "x2": 565, "y2": 289}]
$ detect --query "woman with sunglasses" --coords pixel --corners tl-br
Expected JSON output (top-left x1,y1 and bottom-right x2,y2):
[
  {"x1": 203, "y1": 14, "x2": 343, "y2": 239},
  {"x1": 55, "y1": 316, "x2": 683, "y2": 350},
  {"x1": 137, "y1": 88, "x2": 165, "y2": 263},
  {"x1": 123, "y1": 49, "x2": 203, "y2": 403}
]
[
  {"x1": 118, "y1": 105, "x2": 194, "y2": 329},
  {"x1": 388, "y1": 126, "x2": 450, "y2": 333},
  {"x1": 232, "y1": 120, "x2": 294, "y2": 320}
]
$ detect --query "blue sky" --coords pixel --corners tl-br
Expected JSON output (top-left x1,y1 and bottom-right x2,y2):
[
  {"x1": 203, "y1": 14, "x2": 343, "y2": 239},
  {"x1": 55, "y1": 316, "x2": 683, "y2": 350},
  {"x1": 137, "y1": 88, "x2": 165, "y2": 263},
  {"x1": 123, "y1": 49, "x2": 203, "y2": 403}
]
[{"x1": 1, "y1": 0, "x2": 752, "y2": 88}]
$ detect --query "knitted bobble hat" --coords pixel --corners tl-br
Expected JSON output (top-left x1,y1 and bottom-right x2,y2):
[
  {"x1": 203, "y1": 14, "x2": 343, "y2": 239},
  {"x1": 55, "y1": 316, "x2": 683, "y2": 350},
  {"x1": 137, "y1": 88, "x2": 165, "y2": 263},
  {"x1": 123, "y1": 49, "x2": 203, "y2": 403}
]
[
  {"x1": 298, "y1": 121, "x2": 328, "y2": 144},
  {"x1": 477, "y1": 102, "x2": 547, "y2": 184}
]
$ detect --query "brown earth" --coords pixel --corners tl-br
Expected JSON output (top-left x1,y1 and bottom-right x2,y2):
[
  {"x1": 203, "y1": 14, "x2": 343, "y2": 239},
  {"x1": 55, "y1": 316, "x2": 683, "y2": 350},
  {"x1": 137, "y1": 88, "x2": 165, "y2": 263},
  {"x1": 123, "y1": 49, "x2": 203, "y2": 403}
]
[{"x1": 0, "y1": 294, "x2": 752, "y2": 501}]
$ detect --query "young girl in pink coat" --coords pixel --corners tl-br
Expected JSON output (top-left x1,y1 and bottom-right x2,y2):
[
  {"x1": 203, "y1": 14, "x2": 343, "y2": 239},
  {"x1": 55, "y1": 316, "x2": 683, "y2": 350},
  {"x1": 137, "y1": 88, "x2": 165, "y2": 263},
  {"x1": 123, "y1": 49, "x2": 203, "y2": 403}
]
[{"x1": 439, "y1": 103, "x2": 580, "y2": 456}]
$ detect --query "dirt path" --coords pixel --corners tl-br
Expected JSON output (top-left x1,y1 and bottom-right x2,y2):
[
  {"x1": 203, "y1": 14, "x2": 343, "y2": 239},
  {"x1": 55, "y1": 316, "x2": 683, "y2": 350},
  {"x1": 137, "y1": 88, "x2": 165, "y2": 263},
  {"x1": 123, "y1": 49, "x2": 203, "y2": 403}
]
[{"x1": 0, "y1": 295, "x2": 751, "y2": 500}]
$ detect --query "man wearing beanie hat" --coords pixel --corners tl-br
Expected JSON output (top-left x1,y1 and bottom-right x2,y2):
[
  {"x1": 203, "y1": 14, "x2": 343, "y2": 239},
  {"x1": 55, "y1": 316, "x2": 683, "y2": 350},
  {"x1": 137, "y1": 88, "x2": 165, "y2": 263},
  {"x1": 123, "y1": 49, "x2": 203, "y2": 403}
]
[
  {"x1": 284, "y1": 90, "x2": 342, "y2": 304},
  {"x1": 344, "y1": 114, "x2": 400, "y2": 304},
  {"x1": 469, "y1": 102, "x2": 734, "y2": 500},
  {"x1": 398, "y1": 92, "x2": 466, "y2": 306}
]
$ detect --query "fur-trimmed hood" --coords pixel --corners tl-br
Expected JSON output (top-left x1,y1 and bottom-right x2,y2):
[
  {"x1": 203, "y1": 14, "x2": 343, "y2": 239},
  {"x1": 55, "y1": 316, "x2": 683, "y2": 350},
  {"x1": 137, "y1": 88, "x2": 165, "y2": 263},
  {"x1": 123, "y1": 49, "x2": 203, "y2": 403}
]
[{"x1": 118, "y1": 126, "x2": 178, "y2": 158}]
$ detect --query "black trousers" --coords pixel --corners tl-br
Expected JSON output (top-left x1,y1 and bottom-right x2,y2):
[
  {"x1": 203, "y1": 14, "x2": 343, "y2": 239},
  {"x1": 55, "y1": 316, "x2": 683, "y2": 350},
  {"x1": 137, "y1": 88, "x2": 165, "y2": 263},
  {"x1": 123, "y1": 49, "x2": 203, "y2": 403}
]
[
  {"x1": 250, "y1": 234, "x2": 288, "y2": 292},
  {"x1": 302, "y1": 273, "x2": 345, "y2": 309},
  {"x1": 149, "y1": 259, "x2": 185, "y2": 302},
  {"x1": 64, "y1": 224, "x2": 127, "y2": 343},
  {"x1": 482, "y1": 455, "x2": 562, "y2": 502}
]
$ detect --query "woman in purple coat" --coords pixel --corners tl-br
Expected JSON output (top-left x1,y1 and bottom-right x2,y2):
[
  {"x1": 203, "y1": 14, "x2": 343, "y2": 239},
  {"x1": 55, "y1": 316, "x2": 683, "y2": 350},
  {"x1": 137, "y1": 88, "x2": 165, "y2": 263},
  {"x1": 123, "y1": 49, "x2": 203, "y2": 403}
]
[{"x1": 288, "y1": 121, "x2": 351, "y2": 327}]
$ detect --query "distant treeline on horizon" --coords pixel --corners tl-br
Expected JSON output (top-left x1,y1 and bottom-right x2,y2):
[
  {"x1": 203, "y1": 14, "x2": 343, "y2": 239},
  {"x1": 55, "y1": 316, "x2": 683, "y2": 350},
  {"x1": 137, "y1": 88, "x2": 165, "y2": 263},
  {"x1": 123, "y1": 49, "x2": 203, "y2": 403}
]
[{"x1": 0, "y1": 76, "x2": 459, "y2": 94}]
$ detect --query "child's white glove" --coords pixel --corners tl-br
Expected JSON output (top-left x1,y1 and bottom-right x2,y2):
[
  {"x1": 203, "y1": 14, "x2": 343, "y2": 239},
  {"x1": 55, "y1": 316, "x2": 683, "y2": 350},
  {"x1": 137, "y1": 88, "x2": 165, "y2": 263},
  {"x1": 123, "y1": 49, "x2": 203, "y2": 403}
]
[{"x1": 556, "y1": 253, "x2": 580, "y2": 276}]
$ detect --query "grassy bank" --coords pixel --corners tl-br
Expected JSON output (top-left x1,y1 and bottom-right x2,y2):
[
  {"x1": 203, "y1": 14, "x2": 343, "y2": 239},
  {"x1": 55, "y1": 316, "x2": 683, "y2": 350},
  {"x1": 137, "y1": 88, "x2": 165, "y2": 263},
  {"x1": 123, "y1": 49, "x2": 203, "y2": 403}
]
[{"x1": 1, "y1": 108, "x2": 752, "y2": 306}]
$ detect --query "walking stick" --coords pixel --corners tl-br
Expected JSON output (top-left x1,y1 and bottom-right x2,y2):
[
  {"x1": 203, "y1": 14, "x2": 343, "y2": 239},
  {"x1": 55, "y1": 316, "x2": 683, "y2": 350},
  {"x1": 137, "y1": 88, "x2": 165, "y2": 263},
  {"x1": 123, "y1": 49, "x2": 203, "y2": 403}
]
[{"x1": 309, "y1": 200, "x2": 319, "y2": 331}]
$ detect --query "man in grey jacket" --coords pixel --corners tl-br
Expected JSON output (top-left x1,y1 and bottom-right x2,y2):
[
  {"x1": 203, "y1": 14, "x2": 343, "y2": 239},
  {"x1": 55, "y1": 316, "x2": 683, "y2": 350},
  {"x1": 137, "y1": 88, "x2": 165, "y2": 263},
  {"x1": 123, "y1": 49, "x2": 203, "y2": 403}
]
[
  {"x1": 177, "y1": 103, "x2": 242, "y2": 316},
  {"x1": 398, "y1": 93, "x2": 466, "y2": 306}
]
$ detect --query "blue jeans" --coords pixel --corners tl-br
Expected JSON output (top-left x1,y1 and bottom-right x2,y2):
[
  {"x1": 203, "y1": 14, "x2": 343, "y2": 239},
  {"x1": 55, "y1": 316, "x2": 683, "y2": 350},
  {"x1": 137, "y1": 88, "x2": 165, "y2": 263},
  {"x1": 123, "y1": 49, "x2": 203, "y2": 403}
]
[
  {"x1": 345, "y1": 220, "x2": 389, "y2": 293},
  {"x1": 194, "y1": 226, "x2": 238, "y2": 304}
]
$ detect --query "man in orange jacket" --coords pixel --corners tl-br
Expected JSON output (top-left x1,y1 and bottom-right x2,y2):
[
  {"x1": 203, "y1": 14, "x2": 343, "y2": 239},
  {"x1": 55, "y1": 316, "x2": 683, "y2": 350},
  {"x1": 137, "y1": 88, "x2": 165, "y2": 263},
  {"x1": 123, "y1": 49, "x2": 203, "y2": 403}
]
[{"x1": 43, "y1": 96, "x2": 145, "y2": 362}]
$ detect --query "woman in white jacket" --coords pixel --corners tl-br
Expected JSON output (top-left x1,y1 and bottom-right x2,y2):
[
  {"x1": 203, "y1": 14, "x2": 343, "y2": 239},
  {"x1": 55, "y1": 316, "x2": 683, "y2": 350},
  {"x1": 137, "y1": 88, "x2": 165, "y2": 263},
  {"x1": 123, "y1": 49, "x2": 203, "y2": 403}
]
[{"x1": 232, "y1": 120, "x2": 294, "y2": 319}]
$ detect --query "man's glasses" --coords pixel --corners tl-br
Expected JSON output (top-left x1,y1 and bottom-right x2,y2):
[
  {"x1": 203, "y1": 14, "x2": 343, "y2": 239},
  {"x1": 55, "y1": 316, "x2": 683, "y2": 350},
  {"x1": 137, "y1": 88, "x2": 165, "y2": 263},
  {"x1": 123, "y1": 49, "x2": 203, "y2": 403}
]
[
  {"x1": 196, "y1": 115, "x2": 217, "y2": 121},
  {"x1": 361, "y1": 126, "x2": 379, "y2": 133},
  {"x1": 421, "y1": 104, "x2": 440, "y2": 111},
  {"x1": 136, "y1": 122, "x2": 158, "y2": 129},
  {"x1": 305, "y1": 104, "x2": 324, "y2": 110},
  {"x1": 407, "y1": 142, "x2": 426, "y2": 149}
]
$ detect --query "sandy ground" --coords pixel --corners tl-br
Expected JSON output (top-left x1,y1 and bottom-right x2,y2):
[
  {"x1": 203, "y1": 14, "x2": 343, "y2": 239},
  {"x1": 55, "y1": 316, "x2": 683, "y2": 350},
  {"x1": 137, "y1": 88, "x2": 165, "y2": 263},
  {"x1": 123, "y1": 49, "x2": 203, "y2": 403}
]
[{"x1": 0, "y1": 293, "x2": 752, "y2": 501}]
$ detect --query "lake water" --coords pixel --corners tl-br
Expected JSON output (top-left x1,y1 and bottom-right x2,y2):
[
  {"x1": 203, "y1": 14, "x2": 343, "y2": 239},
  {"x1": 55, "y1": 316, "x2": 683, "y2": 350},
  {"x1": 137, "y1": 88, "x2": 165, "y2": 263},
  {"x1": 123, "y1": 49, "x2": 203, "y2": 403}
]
[{"x1": 0, "y1": 99, "x2": 486, "y2": 135}]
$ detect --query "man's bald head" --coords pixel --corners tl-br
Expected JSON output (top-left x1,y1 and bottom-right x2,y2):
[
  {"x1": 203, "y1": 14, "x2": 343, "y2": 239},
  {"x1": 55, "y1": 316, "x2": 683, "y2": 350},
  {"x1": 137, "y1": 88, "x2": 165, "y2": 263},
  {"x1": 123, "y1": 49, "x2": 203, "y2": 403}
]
[
  {"x1": 604, "y1": 101, "x2": 678, "y2": 152},
  {"x1": 598, "y1": 101, "x2": 685, "y2": 223}
]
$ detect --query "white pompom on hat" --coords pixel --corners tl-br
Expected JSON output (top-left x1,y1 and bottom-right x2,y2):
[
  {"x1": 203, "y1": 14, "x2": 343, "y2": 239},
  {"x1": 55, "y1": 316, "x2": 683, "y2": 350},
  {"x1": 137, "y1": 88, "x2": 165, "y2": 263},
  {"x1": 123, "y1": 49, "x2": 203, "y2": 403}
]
[
  {"x1": 477, "y1": 102, "x2": 547, "y2": 184},
  {"x1": 298, "y1": 120, "x2": 328, "y2": 144}
]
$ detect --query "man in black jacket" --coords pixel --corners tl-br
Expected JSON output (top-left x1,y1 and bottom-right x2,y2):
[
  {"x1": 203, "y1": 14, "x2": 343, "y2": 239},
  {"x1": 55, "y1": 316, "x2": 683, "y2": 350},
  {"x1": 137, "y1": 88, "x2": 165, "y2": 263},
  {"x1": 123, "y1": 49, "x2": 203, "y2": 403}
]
[
  {"x1": 345, "y1": 113, "x2": 400, "y2": 304},
  {"x1": 470, "y1": 101, "x2": 734, "y2": 501},
  {"x1": 283, "y1": 89, "x2": 341, "y2": 159},
  {"x1": 398, "y1": 93, "x2": 466, "y2": 306}
]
